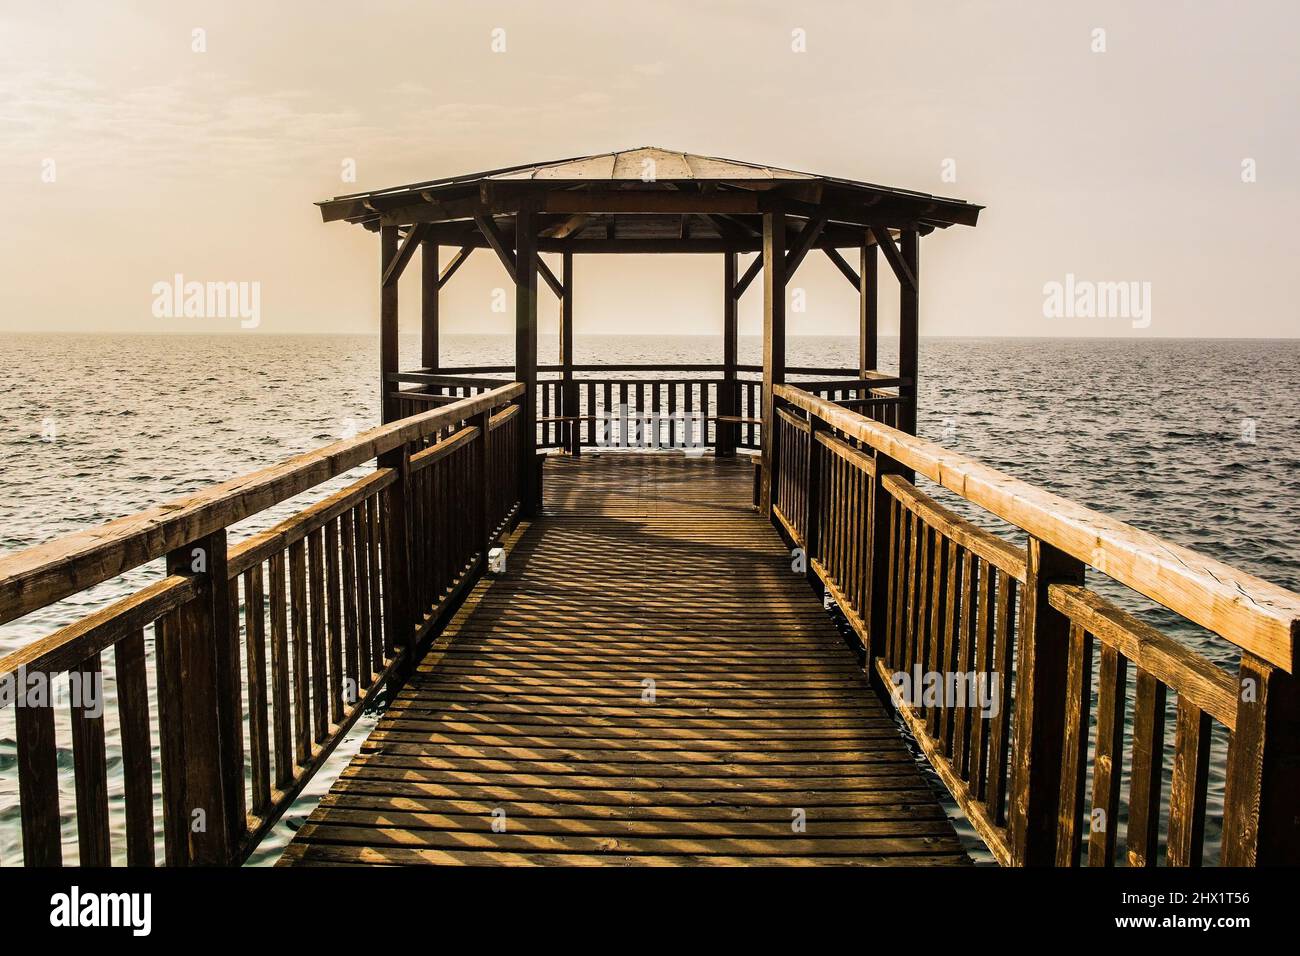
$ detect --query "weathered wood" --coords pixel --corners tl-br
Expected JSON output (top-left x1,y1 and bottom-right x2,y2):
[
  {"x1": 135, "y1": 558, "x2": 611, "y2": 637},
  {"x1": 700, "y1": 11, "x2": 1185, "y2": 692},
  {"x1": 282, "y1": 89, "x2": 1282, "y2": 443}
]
[
  {"x1": 1054, "y1": 623, "x2": 1092, "y2": 866},
  {"x1": 1010, "y1": 538, "x2": 1085, "y2": 865},
  {"x1": 760, "y1": 211, "x2": 786, "y2": 517},
  {"x1": 1126, "y1": 669, "x2": 1166, "y2": 867},
  {"x1": 69, "y1": 651, "x2": 111, "y2": 865},
  {"x1": 284, "y1": 454, "x2": 967, "y2": 867},
  {"x1": 114, "y1": 629, "x2": 154, "y2": 865},
  {"x1": 774, "y1": 385, "x2": 1300, "y2": 669},
  {"x1": 1087, "y1": 644, "x2": 1126, "y2": 866},
  {"x1": 15, "y1": 696, "x2": 61, "y2": 866},
  {"x1": 1221, "y1": 654, "x2": 1300, "y2": 864},
  {"x1": 1167, "y1": 698, "x2": 1212, "y2": 866},
  {"x1": 380, "y1": 224, "x2": 400, "y2": 423},
  {"x1": 159, "y1": 529, "x2": 242, "y2": 865},
  {"x1": 0, "y1": 383, "x2": 521, "y2": 627},
  {"x1": 244, "y1": 564, "x2": 271, "y2": 817},
  {"x1": 860, "y1": 239, "x2": 878, "y2": 374},
  {"x1": 516, "y1": 209, "x2": 539, "y2": 517},
  {"x1": 421, "y1": 240, "x2": 438, "y2": 369}
]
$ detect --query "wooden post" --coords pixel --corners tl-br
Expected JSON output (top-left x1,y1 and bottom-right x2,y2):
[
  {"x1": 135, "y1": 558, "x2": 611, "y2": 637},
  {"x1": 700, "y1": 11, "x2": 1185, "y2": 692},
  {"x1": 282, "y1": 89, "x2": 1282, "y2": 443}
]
[
  {"x1": 719, "y1": 251, "x2": 738, "y2": 458},
  {"x1": 157, "y1": 529, "x2": 242, "y2": 865},
  {"x1": 860, "y1": 239, "x2": 878, "y2": 376},
  {"x1": 866, "y1": 450, "x2": 904, "y2": 688},
  {"x1": 473, "y1": 409, "x2": 493, "y2": 555},
  {"x1": 380, "y1": 225, "x2": 400, "y2": 424},
  {"x1": 1221, "y1": 653, "x2": 1300, "y2": 864},
  {"x1": 1008, "y1": 537, "x2": 1085, "y2": 865},
  {"x1": 760, "y1": 212, "x2": 786, "y2": 518},
  {"x1": 516, "y1": 210, "x2": 539, "y2": 517},
  {"x1": 898, "y1": 229, "x2": 919, "y2": 435},
  {"x1": 378, "y1": 446, "x2": 415, "y2": 674},
  {"x1": 803, "y1": 413, "x2": 823, "y2": 589},
  {"x1": 560, "y1": 252, "x2": 578, "y2": 457},
  {"x1": 421, "y1": 241, "x2": 439, "y2": 371}
]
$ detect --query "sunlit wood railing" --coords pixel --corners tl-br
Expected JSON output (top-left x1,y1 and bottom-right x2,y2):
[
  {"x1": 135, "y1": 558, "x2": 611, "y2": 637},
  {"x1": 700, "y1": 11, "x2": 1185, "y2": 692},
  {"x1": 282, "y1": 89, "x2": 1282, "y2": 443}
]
[
  {"x1": 770, "y1": 384, "x2": 1300, "y2": 867},
  {"x1": 0, "y1": 383, "x2": 524, "y2": 866}
]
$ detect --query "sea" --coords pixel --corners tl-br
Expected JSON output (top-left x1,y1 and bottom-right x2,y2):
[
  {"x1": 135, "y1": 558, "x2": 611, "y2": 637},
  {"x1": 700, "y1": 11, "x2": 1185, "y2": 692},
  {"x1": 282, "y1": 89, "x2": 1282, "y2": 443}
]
[{"x1": 1, "y1": 333, "x2": 1298, "y2": 865}]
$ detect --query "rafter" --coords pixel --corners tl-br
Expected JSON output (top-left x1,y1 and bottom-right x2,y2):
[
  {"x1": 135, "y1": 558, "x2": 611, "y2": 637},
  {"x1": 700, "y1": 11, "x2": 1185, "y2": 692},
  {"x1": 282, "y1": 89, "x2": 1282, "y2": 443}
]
[
  {"x1": 437, "y1": 245, "x2": 475, "y2": 289},
  {"x1": 823, "y1": 246, "x2": 861, "y2": 288},
  {"x1": 870, "y1": 225, "x2": 916, "y2": 291},
  {"x1": 381, "y1": 222, "x2": 430, "y2": 287}
]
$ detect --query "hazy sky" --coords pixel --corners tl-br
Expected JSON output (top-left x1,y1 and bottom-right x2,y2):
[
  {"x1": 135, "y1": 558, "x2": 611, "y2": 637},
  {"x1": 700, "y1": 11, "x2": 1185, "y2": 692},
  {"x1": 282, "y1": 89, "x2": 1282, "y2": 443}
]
[{"x1": 2, "y1": 0, "x2": 1296, "y2": 339}]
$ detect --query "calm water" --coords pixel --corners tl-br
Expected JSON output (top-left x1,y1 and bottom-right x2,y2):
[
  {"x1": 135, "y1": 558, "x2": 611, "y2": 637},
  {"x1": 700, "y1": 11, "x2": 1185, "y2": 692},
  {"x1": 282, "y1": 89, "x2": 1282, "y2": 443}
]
[{"x1": 1, "y1": 333, "x2": 1297, "y2": 865}]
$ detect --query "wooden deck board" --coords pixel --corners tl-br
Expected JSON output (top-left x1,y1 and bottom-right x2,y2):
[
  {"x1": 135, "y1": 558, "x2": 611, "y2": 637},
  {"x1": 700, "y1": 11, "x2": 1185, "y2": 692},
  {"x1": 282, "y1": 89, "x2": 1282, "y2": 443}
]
[{"x1": 281, "y1": 453, "x2": 967, "y2": 866}]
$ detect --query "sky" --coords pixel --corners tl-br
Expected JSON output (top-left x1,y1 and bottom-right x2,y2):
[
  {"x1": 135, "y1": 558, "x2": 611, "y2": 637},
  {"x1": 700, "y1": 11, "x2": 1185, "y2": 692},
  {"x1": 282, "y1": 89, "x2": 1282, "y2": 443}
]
[{"x1": 1, "y1": 0, "x2": 1297, "y2": 339}]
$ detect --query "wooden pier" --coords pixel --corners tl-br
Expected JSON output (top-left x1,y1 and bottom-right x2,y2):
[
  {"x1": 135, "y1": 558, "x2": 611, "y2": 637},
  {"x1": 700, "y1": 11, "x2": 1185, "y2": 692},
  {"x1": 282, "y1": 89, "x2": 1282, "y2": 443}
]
[
  {"x1": 2, "y1": 148, "x2": 1299, "y2": 868},
  {"x1": 280, "y1": 455, "x2": 967, "y2": 866}
]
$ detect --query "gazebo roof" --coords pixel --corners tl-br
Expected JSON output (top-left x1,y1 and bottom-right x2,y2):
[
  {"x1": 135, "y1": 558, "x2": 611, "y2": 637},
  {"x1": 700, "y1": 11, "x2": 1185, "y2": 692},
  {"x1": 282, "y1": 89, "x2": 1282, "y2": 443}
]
[{"x1": 317, "y1": 147, "x2": 981, "y2": 248}]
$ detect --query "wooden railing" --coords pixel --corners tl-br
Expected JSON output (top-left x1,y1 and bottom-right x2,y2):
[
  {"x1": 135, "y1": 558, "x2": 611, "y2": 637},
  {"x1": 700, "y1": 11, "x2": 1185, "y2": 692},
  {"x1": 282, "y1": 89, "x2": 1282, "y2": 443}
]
[
  {"x1": 0, "y1": 383, "x2": 524, "y2": 866},
  {"x1": 389, "y1": 365, "x2": 906, "y2": 456},
  {"x1": 770, "y1": 384, "x2": 1300, "y2": 867}
]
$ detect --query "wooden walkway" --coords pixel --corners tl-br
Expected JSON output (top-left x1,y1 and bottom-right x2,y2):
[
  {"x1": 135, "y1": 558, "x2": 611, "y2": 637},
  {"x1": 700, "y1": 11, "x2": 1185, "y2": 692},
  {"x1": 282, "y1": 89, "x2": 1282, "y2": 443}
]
[{"x1": 279, "y1": 453, "x2": 968, "y2": 866}]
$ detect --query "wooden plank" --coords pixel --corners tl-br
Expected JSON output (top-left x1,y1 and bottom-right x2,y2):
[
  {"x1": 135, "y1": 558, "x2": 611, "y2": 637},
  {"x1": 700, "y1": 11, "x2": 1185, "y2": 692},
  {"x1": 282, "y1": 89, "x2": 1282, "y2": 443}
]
[
  {"x1": 1054, "y1": 622, "x2": 1092, "y2": 866},
  {"x1": 114, "y1": 629, "x2": 154, "y2": 865},
  {"x1": 244, "y1": 564, "x2": 271, "y2": 817},
  {"x1": 283, "y1": 454, "x2": 966, "y2": 867},
  {"x1": 1087, "y1": 644, "x2": 1126, "y2": 866},
  {"x1": 15, "y1": 697, "x2": 61, "y2": 866},
  {"x1": 1126, "y1": 669, "x2": 1167, "y2": 867},
  {"x1": 1166, "y1": 698, "x2": 1212, "y2": 866},
  {"x1": 69, "y1": 652, "x2": 111, "y2": 865}
]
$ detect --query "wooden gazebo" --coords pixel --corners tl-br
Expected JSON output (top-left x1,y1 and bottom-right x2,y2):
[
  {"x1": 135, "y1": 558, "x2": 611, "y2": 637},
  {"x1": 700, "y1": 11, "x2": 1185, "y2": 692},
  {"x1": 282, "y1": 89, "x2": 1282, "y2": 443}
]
[{"x1": 317, "y1": 147, "x2": 982, "y2": 517}]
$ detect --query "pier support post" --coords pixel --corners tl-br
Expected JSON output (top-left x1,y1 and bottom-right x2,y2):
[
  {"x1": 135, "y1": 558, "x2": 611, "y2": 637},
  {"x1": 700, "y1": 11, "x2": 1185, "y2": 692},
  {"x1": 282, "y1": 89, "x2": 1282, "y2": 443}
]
[
  {"x1": 719, "y1": 251, "x2": 738, "y2": 458},
  {"x1": 760, "y1": 212, "x2": 787, "y2": 518},
  {"x1": 156, "y1": 529, "x2": 243, "y2": 865},
  {"x1": 560, "y1": 252, "x2": 578, "y2": 457},
  {"x1": 515, "y1": 209, "x2": 540, "y2": 517},
  {"x1": 380, "y1": 225, "x2": 400, "y2": 424},
  {"x1": 1009, "y1": 537, "x2": 1085, "y2": 865},
  {"x1": 898, "y1": 229, "x2": 919, "y2": 435},
  {"x1": 378, "y1": 446, "x2": 415, "y2": 675},
  {"x1": 1221, "y1": 654, "x2": 1300, "y2": 864},
  {"x1": 859, "y1": 239, "x2": 878, "y2": 377},
  {"x1": 421, "y1": 241, "x2": 439, "y2": 371},
  {"x1": 866, "y1": 451, "x2": 905, "y2": 690}
]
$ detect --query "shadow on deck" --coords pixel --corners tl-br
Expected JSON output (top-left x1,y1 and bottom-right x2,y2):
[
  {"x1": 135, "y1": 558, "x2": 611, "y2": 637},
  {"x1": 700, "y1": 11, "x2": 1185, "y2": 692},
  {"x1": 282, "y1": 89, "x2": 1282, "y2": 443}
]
[{"x1": 279, "y1": 453, "x2": 968, "y2": 866}]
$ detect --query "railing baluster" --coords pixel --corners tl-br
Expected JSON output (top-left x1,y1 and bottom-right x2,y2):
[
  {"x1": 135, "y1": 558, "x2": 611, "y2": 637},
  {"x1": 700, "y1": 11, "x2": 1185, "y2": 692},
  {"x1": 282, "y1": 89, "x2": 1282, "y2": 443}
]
[
  {"x1": 1009, "y1": 538, "x2": 1086, "y2": 866},
  {"x1": 15, "y1": 694, "x2": 61, "y2": 866},
  {"x1": 114, "y1": 629, "x2": 154, "y2": 865},
  {"x1": 1087, "y1": 644, "x2": 1127, "y2": 865},
  {"x1": 70, "y1": 651, "x2": 111, "y2": 866},
  {"x1": 243, "y1": 564, "x2": 271, "y2": 817},
  {"x1": 1125, "y1": 668, "x2": 1166, "y2": 867},
  {"x1": 1167, "y1": 696, "x2": 1212, "y2": 866},
  {"x1": 268, "y1": 550, "x2": 293, "y2": 789},
  {"x1": 1054, "y1": 622, "x2": 1093, "y2": 866}
]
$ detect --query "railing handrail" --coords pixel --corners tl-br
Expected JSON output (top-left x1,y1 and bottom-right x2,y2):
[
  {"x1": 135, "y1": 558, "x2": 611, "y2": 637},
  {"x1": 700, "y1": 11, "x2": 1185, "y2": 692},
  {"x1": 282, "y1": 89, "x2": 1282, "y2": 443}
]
[
  {"x1": 775, "y1": 383, "x2": 1300, "y2": 671},
  {"x1": 0, "y1": 382, "x2": 524, "y2": 628}
]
